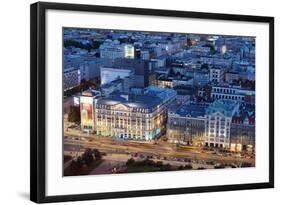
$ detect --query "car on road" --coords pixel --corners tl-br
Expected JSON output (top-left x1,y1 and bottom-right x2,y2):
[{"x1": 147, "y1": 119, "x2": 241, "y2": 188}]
[{"x1": 184, "y1": 158, "x2": 191, "y2": 163}]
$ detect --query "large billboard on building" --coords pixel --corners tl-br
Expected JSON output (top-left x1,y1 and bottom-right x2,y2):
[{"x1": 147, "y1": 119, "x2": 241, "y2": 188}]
[{"x1": 80, "y1": 96, "x2": 94, "y2": 129}]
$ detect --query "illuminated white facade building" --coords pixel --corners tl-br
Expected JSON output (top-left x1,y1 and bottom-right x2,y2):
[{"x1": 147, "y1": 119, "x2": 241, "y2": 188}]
[
  {"x1": 221, "y1": 45, "x2": 227, "y2": 54},
  {"x1": 205, "y1": 100, "x2": 239, "y2": 148},
  {"x1": 124, "y1": 44, "x2": 134, "y2": 59}
]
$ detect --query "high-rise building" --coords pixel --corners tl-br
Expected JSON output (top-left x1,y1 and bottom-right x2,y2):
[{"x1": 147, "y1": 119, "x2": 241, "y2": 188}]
[
  {"x1": 113, "y1": 58, "x2": 150, "y2": 87},
  {"x1": 63, "y1": 67, "x2": 80, "y2": 91},
  {"x1": 100, "y1": 67, "x2": 134, "y2": 86},
  {"x1": 124, "y1": 44, "x2": 135, "y2": 59}
]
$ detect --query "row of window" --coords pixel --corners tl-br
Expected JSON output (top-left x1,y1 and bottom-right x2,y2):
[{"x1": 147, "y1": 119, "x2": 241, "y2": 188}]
[
  {"x1": 96, "y1": 109, "x2": 162, "y2": 118},
  {"x1": 96, "y1": 131, "x2": 152, "y2": 140},
  {"x1": 211, "y1": 93, "x2": 244, "y2": 101},
  {"x1": 212, "y1": 87, "x2": 236, "y2": 94},
  {"x1": 96, "y1": 123, "x2": 153, "y2": 129},
  {"x1": 96, "y1": 118, "x2": 154, "y2": 125}
]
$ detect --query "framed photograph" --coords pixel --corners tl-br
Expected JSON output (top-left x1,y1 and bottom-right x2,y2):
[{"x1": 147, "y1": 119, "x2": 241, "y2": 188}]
[{"x1": 30, "y1": 1, "x2": 274, "y2": 203}]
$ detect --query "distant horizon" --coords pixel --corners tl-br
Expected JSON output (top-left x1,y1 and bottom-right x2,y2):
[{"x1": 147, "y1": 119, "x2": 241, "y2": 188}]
[{"x1": 63, "y1": 27, "x2": 257, "y2": 38}]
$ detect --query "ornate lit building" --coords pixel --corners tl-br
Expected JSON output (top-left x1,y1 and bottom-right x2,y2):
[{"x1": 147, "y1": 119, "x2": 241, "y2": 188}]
[{"x1": 85, "y1": 86, "x2": 176, "y2": 140}]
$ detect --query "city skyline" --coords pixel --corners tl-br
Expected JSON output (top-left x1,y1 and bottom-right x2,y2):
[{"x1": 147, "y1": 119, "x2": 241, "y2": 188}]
[{"x1": 63, "y1": 27, "x2": 255, "y2": 176}]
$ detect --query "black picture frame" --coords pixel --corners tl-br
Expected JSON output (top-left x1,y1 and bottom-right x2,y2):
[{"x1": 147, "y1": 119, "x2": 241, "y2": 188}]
[{"x1": 30, "y1": 1, "x2": 274, "y2": 203}]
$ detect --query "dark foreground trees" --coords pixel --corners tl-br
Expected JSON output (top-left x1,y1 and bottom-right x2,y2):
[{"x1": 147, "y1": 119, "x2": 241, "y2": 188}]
[
  {"x1": 64, "y1": 148, "x2": 103, "y2": 176},
  {"x1": 125, "y1": 158, "x2": 194, "y2": 173},
  {"x1": 68, "y1": 106, "x2": 80, "y2": 123}
]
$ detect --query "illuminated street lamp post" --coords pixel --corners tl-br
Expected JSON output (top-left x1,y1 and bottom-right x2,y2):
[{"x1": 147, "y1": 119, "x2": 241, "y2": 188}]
[{"x1": 76, "y1": 124, "x2": 81, "y2": 158}]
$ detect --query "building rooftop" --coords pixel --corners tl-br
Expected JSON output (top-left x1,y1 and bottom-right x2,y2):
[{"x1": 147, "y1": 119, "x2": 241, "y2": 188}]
[
  {"x1": 96, "y1": 86, "x2": 176, "y2": 110},
  {"x1": 175, "y1": 103, "x2": 207, "y2": 118},
  {"x1": 206, "y1": 100, "x2": 239, "y2": 117},
  {"x1": 126, "y1": 95, "x2": 162, "y2": 109},
  {"x1": 96, "y1": 94, "x2": 162, "y2": 109},
  {"x1": 174, "y1": 85, "x2": 195, "y2": 95},
  {"x1": 81, "y1": 89, "x2": 101, "y2": 97},
  {"x1": 144, "y1": 86, "x2": 177, "y2": 102}
]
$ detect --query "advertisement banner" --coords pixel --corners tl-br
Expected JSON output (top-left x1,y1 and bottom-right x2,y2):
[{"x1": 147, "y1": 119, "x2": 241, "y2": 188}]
[{"x1": 80, "y1": 96, "x2": 94, "y2": 127}]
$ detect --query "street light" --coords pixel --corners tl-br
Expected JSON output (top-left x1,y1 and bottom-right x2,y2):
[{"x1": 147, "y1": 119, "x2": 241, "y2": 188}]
[{"x1": 76, "y1": 123, "x2": 81, "y2": 158}]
